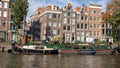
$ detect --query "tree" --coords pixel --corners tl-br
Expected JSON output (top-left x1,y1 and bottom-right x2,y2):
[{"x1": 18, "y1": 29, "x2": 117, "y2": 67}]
[
  {"x1": 104, "y1": 0, "x2": 120, "y2": 42},
  {"x1": 11, "y1": 0, "x2": 28, "y2": 41}
]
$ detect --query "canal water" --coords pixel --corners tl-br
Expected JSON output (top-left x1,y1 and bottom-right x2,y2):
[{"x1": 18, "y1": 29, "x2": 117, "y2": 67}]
[{"x1": 0, "y1": 53, "x2": 120, "y2": 68}]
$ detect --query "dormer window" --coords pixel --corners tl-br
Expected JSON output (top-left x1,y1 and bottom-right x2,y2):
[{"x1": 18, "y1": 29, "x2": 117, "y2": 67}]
[
  {"x1": 68, "y1": 7, "x2": 71, "y2": 10},
  {"x1": 53, "y1": 6, "x2": 57, "y2": 11},
  {"x1": 81, "y1": 8, "x2": 84, "y2": 13}
]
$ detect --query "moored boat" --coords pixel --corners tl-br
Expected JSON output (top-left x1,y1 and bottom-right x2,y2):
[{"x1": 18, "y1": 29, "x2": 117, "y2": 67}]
[
  {"x1": 78, "y1": 50, "x2": 96, "y2": 55},
  {"x1": 95, "y1": 49, "x2": 115, "y2": 55},
  {"x1": 11, "y1": 42, "x2": 58, "y2": 54},
  {"x1": 59, "y1": 49, "x2": 78, "y2": 54}
]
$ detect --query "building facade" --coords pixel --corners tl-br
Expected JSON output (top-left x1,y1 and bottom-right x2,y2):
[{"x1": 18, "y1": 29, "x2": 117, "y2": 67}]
[
  {"x1": 0, "y1": 0, "x2": 10, "y2": 42},
  {"x1": 29, "y1": 2, "x2": 113, "y2": 43}
]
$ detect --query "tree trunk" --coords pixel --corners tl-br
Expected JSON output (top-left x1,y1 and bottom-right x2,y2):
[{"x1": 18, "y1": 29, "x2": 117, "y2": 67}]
[{"x1": 16, "y1": 25, "x2": 19, "y2": 42}]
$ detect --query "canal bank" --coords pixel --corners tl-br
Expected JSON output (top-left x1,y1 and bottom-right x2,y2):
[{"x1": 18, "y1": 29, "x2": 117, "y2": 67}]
[
  {"x1": 0, "y1": 42, "x2": 11, "y2": 53},
  {"x1": 0, "y1": 45, "x2": 11, "y2": 52}
]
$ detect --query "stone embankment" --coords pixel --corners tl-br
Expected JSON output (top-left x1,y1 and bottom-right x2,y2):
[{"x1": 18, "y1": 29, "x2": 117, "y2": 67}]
[{"x1": 0, "y1": 43, "x2": 11, "y2": 52}]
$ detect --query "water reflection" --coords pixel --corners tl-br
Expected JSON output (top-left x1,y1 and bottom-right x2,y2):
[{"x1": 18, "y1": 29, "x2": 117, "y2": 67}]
[{"x1": 0, "y1": 53, "x2": 120, "y2": 68}]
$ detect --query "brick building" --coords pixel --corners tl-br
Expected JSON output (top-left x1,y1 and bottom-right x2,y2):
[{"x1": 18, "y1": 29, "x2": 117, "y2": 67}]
[
  {"x1": 29, "y1": 2, "x2": 113, "y2": 43},
  {"x1": 0, "y1": 0, "x2": 10, "y2": 42}
]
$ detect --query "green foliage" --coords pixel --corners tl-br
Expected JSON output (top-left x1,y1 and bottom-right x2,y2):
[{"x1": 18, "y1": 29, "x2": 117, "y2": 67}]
[
  {"x1": 104, "y1": 0, "x2": 120, "y2": 42},
  {"x1": 11, "y1": 0, "x2": 28, "y2": 25},
  {"x1": 11, "y1": 0, "x2": 28, "y2": 40},
  {"x1": 94, "y1": 39, "x2": 101, "y2": 45}
]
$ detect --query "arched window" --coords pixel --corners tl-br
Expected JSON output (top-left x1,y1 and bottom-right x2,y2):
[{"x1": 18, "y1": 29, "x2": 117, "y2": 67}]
[{"x1": 0, "y1": 2, "x2": 2, "y2": 8}]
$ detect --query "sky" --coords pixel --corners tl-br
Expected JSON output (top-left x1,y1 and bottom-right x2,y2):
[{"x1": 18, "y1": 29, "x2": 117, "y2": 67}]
[{"x1": 27, "y1": 0, "x2": 111, "y2": 21}]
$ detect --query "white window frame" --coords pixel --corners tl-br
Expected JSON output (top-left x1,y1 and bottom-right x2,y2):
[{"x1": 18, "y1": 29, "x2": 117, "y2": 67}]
[
  {"x1": 0, "y1": 11, "x2": 1, "y2": 17},
  {"x1": 52, "y1": 30, "x2": 57, "y2": 34},
  {"x1": 0, "y1": 2, "x2": 2, "y2": 8},
  {"x1": 63, "y1": 18, "x2": 67, "y2": 24},
  {"x1": 3, "y1": 11, "x2": 7, "y2": 17},
  {"x1": 52, "y1": 22, "x2": 57, "y2": 27},
  {"x1": 4, "y1": 2, "x2": 8, "y2": 8}
]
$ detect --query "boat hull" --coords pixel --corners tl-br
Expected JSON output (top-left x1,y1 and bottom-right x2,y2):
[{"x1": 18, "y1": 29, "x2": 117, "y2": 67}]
[
  {"x1": 78, "y1": 50, "x2": 96, "y2": 55},
  {"x1": 95, "y1": 50, "x2": 115, "y2": 55},
  {"x1": 59, "y1": 49, "x2": 78, "y2": 54}
]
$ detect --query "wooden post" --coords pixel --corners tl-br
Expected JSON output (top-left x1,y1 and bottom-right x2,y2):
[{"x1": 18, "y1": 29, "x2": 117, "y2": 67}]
[{"x1": 2, "y1": 46, "x2": 5, "y2": 53}]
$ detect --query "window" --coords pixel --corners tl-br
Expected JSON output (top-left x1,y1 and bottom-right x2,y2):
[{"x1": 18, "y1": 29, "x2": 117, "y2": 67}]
[
  {"x1": 10, "y1": 23, "x2": 15, "y2": 30},
  {"x1": 89, "y1": 31, "x2": 92, "y2": 36},
  {"x1": 68, "y1": 12, "x2": 70, "y2": 16},
  {"x1": 77, "y1": 16, "x2": 80, "y2": 21},
  {"x1": 58, "y1": 22, "x2": 61, "y2": 27},
  {"x1": 94, "y1": 31, "x2": 96, "y2": 36},
  {"x1": 52, "y1": 14, "x2": 56, "y2": 18},
  {"x1": 97, "y1": 10, "x2": 101, "y2": 14},
  {"x1": 81, "y1": 23, "x2": 83, "y2": 29},
  {"x1": 94, "y1": 24, "x2": 96, "y2": 28},
  {"x1": 1, "y1": 20, "x2": 6, "y2": 26},
  {"x1": 52, "y1": 22, "x2": 57, "y2": 27},
  {"x1": 48, "y1": 22, "x2": 51, "y2": 26},
  {"x1": 67, "y1": 18, "x2": 70, "y2": 24},
  {"x1": 81, "y1": 15, "x2": 83, "y2": 20},
  {"x1": 77, "y1": 32, "x2": 80, "y2": 35},
  {"x1": 94, "y1": 10, "x2": 96, "y2": 14},
  {"x1": 72, "y1": 26, "x2": 75, "y2": 32},
  {"x1": 85, "y1": 24, "x2": 87, "y2": 29},
  {"x1": 44, "y1": 23, "x2": 46, "y2": 27},
  {"x1": 85, "y1": 16, "x2": 87, "y2": 21},
  {"x1": 4, "y1": 2, "x2": 8, "y2": 8},
  {"x1": 77, "y1": 24, "x2": 79, "y2": 28},
  {"x1": 81, "y1": 8, "x2": 84, "y2": 13},
  {"x1": 97, "y1": 17, "x2": 100, "y2": 22},
  {"x1": 77, "y1": 36, "x2": 80, "y2": 40},
  {"x1": 63, "y1": 25, "x2": 66, "y2": 30},
  {"x1": 72, "y1": 13, "x2": 75, "y2": 17},
  {"x1": 58, "y1": 30, "x2": 60, "y2": 34},
  {"x1": 72, "y1": 34, "x2": 74, "y2": 41},
  {"x1": 98, "y1": 24, "x2": 100, "y2": 29},
  {"x1": 67, "y1": 26, "x2": 70, "y2": 31},
  {"x1": 0, "y1": 11, "x2": 1, "y2": 17},
  {"x1": 97, "y1": 31, "x2": 100, "y2": 36},
  {"x1": 94, "y1": 17, "x2": 96, "y2": 21},
  {"x1": 63, "y1": 12, "x2": 67, "y2": 16},
  {"x1": 72, "y1": 19, "x2": 75, "y2": 25},
  {"x1": 63, "y1": 18, "x2": 67, "y2": 24},
  {"x1": 102, "y1": 29, "x2": 104, "y2": 34},
  {"x1": 52, "y1": 30, "x2": 57, "y2": 34},
  {"x1": 0, "y1": 2, "x2": 2, "y2": 8},
  {"x1": 89, "y1": 10, "x2": 92, "y2": 14},
  {"x1": 102, "y1": 24, "x2": 104, "y2": 27},
  {"x1": 90, "y1": 24, "x2": 92, "y2": 28},
  {"x1": 49, "y1": 14, "x2": 52, "y2": 18},
  {"x1": 53, "y1": 6, "x2": 57, "y2": 10},
  {"x1": 68, "y1": 7, "x2": 71, "y2": 10},
  {"x1": 18, "y1": 23, "x2": 23, "y2": 29},
  {"x1": 58, "y1": 14, "x2": 60, "y2": 18},
  {"x1": 3, "y1": 11, "x2": 7, "y2": 17},
  {"x1": 106, "y1": 23, "x2": 108, "y2": 28},
  {"x1": 90, "y1": 16, "x2": 92, "y2": 20}
]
